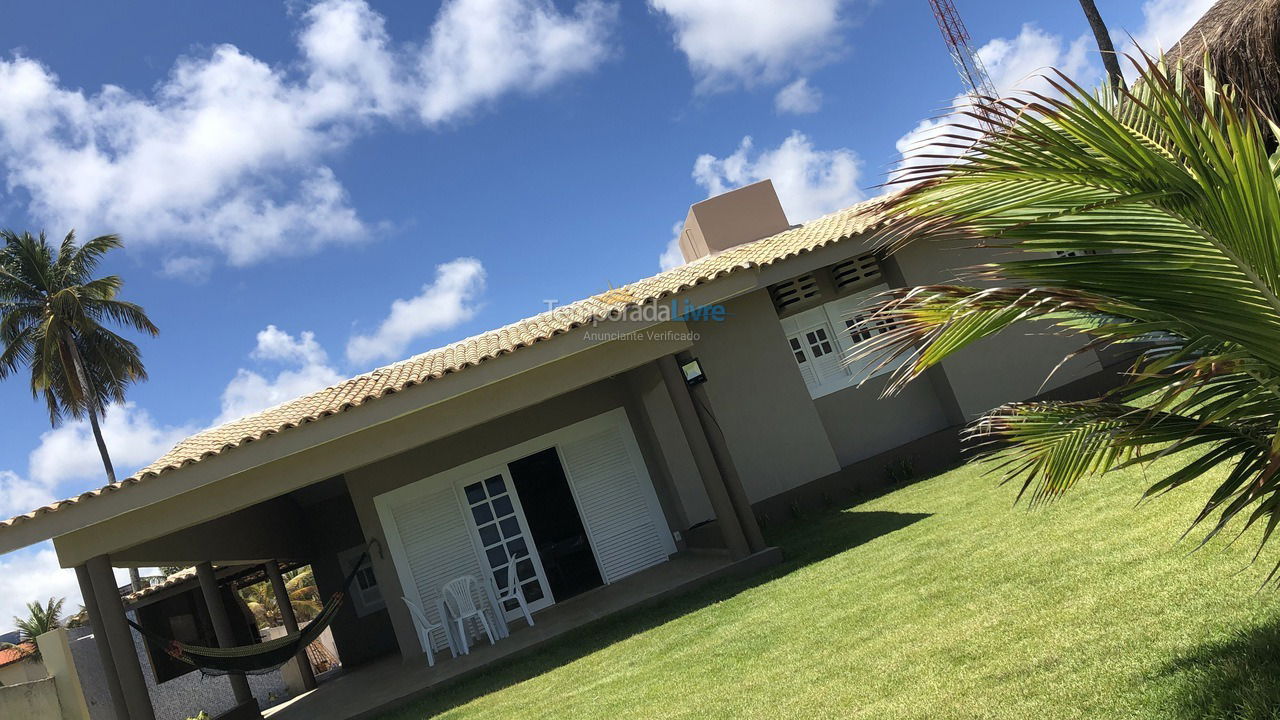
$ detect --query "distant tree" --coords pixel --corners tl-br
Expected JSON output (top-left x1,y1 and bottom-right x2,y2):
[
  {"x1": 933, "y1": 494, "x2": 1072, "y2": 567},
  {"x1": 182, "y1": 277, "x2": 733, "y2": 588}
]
[{"x1": 12, "y1": 597, "x2": 65, "y2": 654}]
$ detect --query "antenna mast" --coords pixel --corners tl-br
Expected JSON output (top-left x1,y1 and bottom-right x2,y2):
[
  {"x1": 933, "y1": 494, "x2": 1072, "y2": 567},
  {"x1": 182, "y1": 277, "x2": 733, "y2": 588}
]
[{"x1": 927, "y1": 0, "x2": 998, "y2": 127}]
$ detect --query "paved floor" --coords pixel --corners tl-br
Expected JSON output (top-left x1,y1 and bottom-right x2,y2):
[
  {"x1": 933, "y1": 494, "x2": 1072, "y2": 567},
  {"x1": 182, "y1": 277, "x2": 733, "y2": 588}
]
[{"x1": 264, "y1": 549, "x2": 780, "y2": 720}]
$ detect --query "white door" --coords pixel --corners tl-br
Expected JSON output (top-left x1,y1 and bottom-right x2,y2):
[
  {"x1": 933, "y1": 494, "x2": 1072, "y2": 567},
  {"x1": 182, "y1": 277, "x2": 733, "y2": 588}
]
[{"x1": 456, "y1": 467, "x2": 556, "y2": 618}]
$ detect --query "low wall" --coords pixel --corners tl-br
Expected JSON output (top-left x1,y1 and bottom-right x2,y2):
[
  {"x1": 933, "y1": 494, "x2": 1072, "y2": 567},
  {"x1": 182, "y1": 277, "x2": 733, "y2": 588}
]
[{"x1": 0, "y1": 676, "x2": 62, "y2": 719}]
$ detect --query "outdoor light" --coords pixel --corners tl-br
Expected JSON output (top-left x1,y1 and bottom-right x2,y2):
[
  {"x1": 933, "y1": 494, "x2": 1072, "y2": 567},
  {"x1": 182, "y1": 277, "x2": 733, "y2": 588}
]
[{"x1": 680, "y1": 358, "x2": 706, "y2": 386}]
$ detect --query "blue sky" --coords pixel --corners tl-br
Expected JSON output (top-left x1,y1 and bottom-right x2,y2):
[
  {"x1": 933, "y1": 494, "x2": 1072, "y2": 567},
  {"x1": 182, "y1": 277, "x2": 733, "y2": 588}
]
[{"x1": 0, "y1": 0, "x2": 1211, "y2": 625}]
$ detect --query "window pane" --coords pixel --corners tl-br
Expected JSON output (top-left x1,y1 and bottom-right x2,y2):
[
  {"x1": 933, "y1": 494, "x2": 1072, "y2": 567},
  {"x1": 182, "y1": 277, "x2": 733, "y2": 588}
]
[
  {"x1": 519, "y1": 576, "x2": 540, "y2": 599},
  {"x1": 506, "y1": 537, "x2": 528, "y2": 558},
  {"x1": 471, "y1": 503, "x2": 493, "y2": 525},
  {"x1": 486, "y1": 546, "x2": 507, "y2": 569},
  {"x1": 493, "y1": 570, "x2": 507, "y2": 589},
  {"x1": 499, "y1": 516, "x2": 521, "y2": 539},
  {"x1": 789, "y1": 337, "x2": 806, "y2": 363},
  {"x1": 484, "y1": 475, "x2": 506, "y2": 497},
  {"x1": 463, "y1": 482, "x2": 485, "y2": 504},
  {"x1": 478, "y1": 523, "x2": 501, "y2": 546},
  {"x1": 492, "y1": 494, "x2": 514, "y2": 518},
  {"x1": 516, "y1": 558, "x2": 535, "y2": 581}
]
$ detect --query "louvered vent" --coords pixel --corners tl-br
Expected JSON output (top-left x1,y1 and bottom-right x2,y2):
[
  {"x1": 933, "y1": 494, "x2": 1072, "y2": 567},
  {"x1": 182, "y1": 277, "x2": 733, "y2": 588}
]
[
  {"x1": 769, "y1": 274, "x2": 821, "y2": 312},
  {"x1": 832, "y1": 254, "x2": 881, "y2": 290}
]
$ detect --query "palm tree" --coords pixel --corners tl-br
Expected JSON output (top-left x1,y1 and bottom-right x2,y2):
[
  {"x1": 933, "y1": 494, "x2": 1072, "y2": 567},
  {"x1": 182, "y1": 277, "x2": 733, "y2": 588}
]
[
  {"x1": 10, "y1": 597, "x2": 65, "y2": 654},
  {"x1": 0, "y1": 231, "x2": 158, "y2": 588},
  {"x1": 238, "y1": 567, "x2": 323, "y2": 629},
  {"x1": 859, "y1": 55, "x2": 1280, "y2": 578}
]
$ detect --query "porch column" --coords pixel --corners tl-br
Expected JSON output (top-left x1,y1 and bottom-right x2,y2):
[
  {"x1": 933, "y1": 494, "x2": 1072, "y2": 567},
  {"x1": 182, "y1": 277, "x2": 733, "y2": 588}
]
[
  {"x1": 85, "y1": 554, "x2": 155, "y2": 720},
  {"x1": 196, "y1": 562, "x2": 255, "y2": 708},
  {"x1": 264, "y1": 561, "x2": 316, "y2": 691},
  {"x1": 684, "y1": 371, "x2": 767, "y2": 554},
  {"x1": 74, "y1": 564, "x2": 129, "y2": 720},
  {"x1": 658, "y1": 355, "x2": 751, "y2": 559}
]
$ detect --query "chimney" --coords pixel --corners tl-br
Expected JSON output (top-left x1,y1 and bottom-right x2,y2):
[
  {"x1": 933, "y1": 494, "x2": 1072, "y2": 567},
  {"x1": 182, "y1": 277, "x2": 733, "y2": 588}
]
[{"x1": 677, "y1": 179, "x2": 791, "y2": 263}]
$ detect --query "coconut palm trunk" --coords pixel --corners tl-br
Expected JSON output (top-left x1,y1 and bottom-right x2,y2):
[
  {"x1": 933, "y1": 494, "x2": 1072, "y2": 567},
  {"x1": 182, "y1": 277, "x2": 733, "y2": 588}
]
[
  {"x1": 60, "y1": 329, "x2": 117, "y2": 484},
  {"x1": 1077, "y1": 0, "x2": 1124, "y2": 93}
]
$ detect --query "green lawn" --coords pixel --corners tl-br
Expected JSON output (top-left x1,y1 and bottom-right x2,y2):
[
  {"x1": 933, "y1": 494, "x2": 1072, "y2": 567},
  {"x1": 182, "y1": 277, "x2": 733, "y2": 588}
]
[{"x1": 379, "y1": 457, "x2": 1280, "y2": 720}]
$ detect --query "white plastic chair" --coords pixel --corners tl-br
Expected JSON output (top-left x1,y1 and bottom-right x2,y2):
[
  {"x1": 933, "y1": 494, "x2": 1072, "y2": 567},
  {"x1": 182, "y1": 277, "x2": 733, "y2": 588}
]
[
  {"x1": 492, "y1": 555, "x2": 535, "y2": 627},
  {"x1": 441, "y1": 575, "x2": 496, "y2": 654},
  {"x1": 401, "y1": 596, "x2": 445, "y2": 667}
]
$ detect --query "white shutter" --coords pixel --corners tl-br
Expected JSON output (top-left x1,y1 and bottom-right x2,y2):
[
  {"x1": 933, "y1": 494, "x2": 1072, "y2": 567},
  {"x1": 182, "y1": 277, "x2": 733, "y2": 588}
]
[
  {"x1": 560, "y1": 425, "x2": 672, "y2": 584},
  {"x1": 825, "y1": 284, "x2": 893, "y2": 380},
  {"x1": 390, "y1": 486, "x2": 483, "y2": 652}
]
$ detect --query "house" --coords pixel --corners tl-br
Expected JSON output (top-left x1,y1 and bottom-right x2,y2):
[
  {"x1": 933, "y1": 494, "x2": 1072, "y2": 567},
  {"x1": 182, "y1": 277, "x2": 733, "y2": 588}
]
[
  {"x1": 0, "y1": 181, "x2": 1116, "y2": 719},
  {"x1": 0, "y1": 642, "x2": 44, "y2": 686}
]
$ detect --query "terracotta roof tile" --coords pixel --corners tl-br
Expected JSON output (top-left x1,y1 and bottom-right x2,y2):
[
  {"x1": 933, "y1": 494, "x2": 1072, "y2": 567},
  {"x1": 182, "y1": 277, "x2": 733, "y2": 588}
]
[
  {"x1": 0, "y1": 197, "x2": 889, "y2": 531},
  {"x1": 0, "y1": 642, "x2": 35, "y2": 667}
]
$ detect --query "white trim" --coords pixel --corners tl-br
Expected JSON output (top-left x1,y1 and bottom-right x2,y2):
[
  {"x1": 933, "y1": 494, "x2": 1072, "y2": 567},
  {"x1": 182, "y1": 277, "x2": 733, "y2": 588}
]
[{"x1": 450, "y1": 464, "x2": 556, "y2": 619}]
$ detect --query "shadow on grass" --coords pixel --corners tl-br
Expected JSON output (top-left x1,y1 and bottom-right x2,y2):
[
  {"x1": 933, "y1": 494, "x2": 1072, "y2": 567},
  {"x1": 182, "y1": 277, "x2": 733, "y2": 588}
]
[
  {"x1": 378, "y1": 508, "x2": 930, "y2": 719},
  {"x1": 1157, "y1": 620, "x2": 1280, "y2": 720}
]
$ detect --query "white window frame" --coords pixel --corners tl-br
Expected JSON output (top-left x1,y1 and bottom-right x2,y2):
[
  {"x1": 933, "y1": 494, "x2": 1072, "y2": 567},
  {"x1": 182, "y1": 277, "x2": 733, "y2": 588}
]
[
  {"x1": 781, "y1": 283, "x2": 894, "y2": 399},
  {"x1": 338, "y1": 545, "x2": 386, "y2": 617}
]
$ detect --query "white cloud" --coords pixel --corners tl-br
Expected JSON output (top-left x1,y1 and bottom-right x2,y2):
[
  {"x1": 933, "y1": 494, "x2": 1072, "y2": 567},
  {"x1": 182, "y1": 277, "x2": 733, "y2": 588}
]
[
  {"x1": 251, "y1": 325, "x2": 329, "y2": 367},
  {"x1": 649, "y1": 0, "x2": 845, "y2": 90},
  {"x1": 216, "y1": 326, "x2": 344, "y2": 424},
  {"x1": 893, "y1": 25, "x2": 1094, "y2": 178},
  {"x1": 0, "y1": 0, "x2": 616, "y2": 268},
  {"x1": 27, "y1": 403, "x2": 194, "y2": 488},
  {"x1": 347, "y1": 258, "x2": 487, "y2": 366},
  {"x1": 774, "y1": 77, "x2": 822, "y2": 114},
  {"x1": 419, "y1": 0, "x2": 617, "y2": 124},
  {"x1": 0, "y1": 545, "x2": 82, "y2": 636},
  {"x1": 1125, "y1": 0, "x2": 1216, "y2": 57},
  {"x1": 0, "y1": 471, "x2": 54, "y2": 522},
  {"x1": 659, "y1": 220, "x2": 685, "y2": 270},
  {"x1": 159, "y1": 255, "x2": 213, "y2": 283},
  {"x1": 692, "y1": 132, "x2": 864, "y2": 223}
]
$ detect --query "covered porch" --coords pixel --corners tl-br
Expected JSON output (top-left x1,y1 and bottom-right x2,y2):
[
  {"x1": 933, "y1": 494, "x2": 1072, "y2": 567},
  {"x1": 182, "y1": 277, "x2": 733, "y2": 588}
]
[
  {"x1": 15, "y1": 301, "x2": 772, "y2": 720},
  {"x1": 264, "y1": 548, "x2": 779, "y2": 720}
]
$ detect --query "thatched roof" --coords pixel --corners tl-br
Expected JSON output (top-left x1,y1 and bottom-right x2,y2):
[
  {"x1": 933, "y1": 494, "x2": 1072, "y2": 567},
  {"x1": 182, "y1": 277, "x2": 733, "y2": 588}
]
[{"x1": 1163, "y1": 0, "x2": 1280, "y2": 118}]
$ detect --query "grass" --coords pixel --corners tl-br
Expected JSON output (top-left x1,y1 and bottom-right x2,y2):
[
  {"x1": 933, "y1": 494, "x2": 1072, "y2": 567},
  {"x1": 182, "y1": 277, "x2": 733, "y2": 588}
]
[{"x1": 377, "y1": 457, "x2": 1280, "y2": 720}]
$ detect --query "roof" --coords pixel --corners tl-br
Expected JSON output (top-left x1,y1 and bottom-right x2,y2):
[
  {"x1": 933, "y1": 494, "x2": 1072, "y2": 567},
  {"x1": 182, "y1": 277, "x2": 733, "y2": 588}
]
[
  {"x1": 121, "y1": 566, "x2": 197, "y2": 605},
  {"x1": 0, "y1": 642, "x2": 35, "y2": 668},
  {"x1": 1163, "y1": 0, "x2": 1280, "y2": 118},
  {"x1": 0, "y1": 196, "x2": 890, "y2": 533}
]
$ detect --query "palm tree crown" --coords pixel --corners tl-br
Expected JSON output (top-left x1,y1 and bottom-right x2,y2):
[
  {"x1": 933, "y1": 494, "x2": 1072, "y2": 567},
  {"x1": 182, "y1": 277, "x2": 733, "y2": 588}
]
[
  {"x1": 858, "y1": 55, "x2": 1280, "y2": 578},
  {"x1": 13, "y1": 597, "x2": 65, "y2": 645},
  {"x1": 0, "y1": 230, "x2": 158, "y2": 484}
]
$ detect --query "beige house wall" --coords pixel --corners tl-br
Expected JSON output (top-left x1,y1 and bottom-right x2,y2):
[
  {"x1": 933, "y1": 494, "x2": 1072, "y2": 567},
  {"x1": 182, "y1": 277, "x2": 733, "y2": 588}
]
[
  {"x1": 35, "y1": 628, "x2": 91, "y2": 720},
  {"x1": 813, "y1": 372, "x2": 953, "y2": 469},
  {"x1": 689, "y1": 289, "x2": 843, "y2": 502},
  {"x1": 891, "y1": 239, "x2": 1102, "y2": 419},
  {"x1": 0, "y1": 677, "x2": 60, "y2": 720},
  {"x1": 0, "y1": 656, "x2": 46, "y2": 685}
]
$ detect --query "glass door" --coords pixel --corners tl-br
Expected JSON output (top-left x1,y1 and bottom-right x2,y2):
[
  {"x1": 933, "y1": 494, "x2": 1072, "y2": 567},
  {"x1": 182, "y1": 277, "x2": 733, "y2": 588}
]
[{"x1": 459, "y1": 469, "x2": 555, "y2": 619}]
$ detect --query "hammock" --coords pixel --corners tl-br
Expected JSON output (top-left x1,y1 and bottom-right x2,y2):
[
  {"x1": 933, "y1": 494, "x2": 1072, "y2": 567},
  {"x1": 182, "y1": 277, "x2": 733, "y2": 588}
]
[{"x1": 126, "y1": 553, "x2": 367, "y2": 676}]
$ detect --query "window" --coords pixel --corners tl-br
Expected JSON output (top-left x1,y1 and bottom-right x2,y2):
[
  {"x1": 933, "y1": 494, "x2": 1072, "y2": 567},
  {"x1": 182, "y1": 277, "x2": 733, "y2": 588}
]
[
  {"x1": 780, "y1": 283, "x2": 894, "y2": 398},
  {"x1": 339, "y1": 546, "x2": 386, "y2": 616}
]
